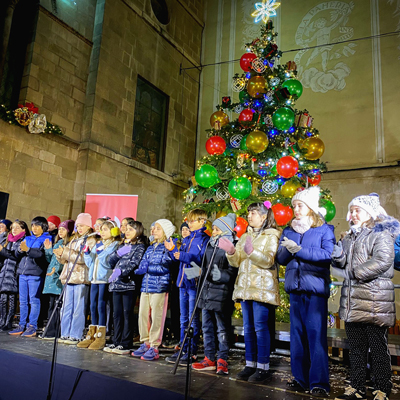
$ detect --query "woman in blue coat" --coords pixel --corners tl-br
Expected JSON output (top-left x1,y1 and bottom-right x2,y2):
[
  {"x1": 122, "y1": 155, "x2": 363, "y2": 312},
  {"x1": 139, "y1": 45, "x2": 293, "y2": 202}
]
[
  {"x1": 132, "y1": 219, "x2": 175, "y2": 361},
  {"x1": 276, "y1": 187, "x2": 335, "y2": 397}
]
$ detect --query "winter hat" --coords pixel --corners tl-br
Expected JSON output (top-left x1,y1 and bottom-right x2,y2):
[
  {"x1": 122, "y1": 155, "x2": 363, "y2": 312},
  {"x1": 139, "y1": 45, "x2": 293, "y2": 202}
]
[
  {"x1": 75, "y1": 213, "x2": 92, "y2": 227},
  {"x1": 47, "y1": 215, "x2": 61, "y2": 227},
  {"x1": 31, "y1": 216, "x2": 49, "y2": 232},
  {"x1": 180, "y1": 222, "x2": 189, "y2": 231},
  {"x1": 58, "y1": 219, "x2": 75, "y2": 235},
  {"x1": 347, "y1": 193, "x2": 387, "y2": 221},
  {"x1": 0, "y1": 219, "x2": 12, "y2": 230},
  {"x1": 213, "y1": 213, "x2": 236, "y2": 234},
  {"x1": 292, "y1": 186, "x2": 327, "y2": 217},
  {"x1": 155, "y1": 219, "x2": 176, "y2": 239}
]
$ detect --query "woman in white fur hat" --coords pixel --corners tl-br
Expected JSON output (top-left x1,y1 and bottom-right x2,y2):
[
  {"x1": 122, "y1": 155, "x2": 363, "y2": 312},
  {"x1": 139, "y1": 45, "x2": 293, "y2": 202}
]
[
  {"x1": 276, "y1": 186, "x2": 335, "y2": 397},
  {"x1": 332, "y1": 193, "x2": 400, "y2": 400}
]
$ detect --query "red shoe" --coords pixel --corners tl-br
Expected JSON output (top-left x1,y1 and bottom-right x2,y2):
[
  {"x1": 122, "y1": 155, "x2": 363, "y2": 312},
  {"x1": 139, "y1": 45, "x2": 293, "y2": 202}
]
[
  {"x1": 192, "y1": 356, "x2": 216, "y2": 371},
  {"x1": 216, "y1": 359, "x2": 228, "y2": 375}
]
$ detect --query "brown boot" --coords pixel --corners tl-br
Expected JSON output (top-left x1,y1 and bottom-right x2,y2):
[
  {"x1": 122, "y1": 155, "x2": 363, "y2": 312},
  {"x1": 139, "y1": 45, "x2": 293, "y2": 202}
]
[
  {"x1": 77, "y1": 325, "x2": 97, "y2": 348},
  {"x1": 88, "y1": 326, "x2": 106, "y2": 350}
]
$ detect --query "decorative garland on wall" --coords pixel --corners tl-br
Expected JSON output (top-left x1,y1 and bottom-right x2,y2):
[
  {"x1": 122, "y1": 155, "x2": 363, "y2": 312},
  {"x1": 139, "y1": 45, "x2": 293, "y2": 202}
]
[{"x1": 0, "y1": 102, "x2": 63, "y2": 135}]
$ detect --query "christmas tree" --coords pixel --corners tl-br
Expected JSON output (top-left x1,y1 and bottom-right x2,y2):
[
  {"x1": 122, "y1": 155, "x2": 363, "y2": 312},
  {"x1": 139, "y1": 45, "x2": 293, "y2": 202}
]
[{"x1": 183, "y1": 2, "x2": 336, "y2": 228}]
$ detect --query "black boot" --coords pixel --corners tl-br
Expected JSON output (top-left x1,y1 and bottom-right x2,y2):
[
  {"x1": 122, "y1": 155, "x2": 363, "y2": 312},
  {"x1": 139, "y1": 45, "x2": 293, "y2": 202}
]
[
  {"x1": 248, "y1": 368, "x2": 273, "y2": 383},
  {"x1": 236, "y1": 366, "x2": 257, "y2": 381}
]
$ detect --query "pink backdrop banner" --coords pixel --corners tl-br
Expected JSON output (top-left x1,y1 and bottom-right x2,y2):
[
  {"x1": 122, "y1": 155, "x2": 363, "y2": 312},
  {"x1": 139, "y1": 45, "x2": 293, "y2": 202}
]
[{"x1": 84, "y1": 194, "x2": 138, "y2": 226}]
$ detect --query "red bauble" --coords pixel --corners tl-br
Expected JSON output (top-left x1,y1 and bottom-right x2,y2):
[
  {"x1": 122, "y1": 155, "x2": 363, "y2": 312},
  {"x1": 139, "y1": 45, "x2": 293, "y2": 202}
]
[
  {"x1": 238, "y1": 109, "x2": 254, "y2": 127},
  {"x1": 206, "y1": 136, "x2": 226, "y2": 155},
  {"x1": 271, "y1": 204, "x2": 293, "y2": 226},
  {"x1": 240, "y1": 53, "x2": 257, "y2": 72},
  {"x1": 234, "y1": 217, "x2": 249, "y2": 238},
  {"x1": 308, "y1": 174, "x2": 321, "y2": 186},
  {"x1": 276, "y1": 156, "x2": 299, "y2": 178}
]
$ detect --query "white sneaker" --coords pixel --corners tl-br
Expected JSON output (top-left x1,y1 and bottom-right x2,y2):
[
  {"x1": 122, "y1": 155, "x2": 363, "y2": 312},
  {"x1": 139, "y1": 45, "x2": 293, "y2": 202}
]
[
  {"x1": 64, "y1": 338, "x2": 79, "y2": 345},
  {"x1": 372, "y1": 390, "x2": 388, "y2": 400},
  {"x1": 57, "y1": 336, "x2": 68, "y2": 344},
  {"x1": 103, "y1": 344, "x2": 116, "y2": 353},
  {"x1": 112, "y1": 345, "x2": 130, "y2": 355}
]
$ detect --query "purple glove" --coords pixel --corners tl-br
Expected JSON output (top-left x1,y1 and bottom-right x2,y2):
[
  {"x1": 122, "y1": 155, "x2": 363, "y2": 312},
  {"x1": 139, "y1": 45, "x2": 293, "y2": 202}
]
[
  {"x1": 117, "y1": 245, "x2": 131, "y2": 257},
  {"x1": 219, "y1": 238, "x2": 235, "y2": 255},
  {"x1": 244, "y1": 236, "x2": 253, "y2": 256},
  {"x1": 108, "y1": 268, "x2": 121, "y2": 283}
]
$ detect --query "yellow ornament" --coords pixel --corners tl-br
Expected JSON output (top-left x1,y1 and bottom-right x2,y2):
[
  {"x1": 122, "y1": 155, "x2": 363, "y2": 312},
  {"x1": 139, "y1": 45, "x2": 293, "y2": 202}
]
[
  {"x1": 301, "y1": 137, "x2": 325, "y2": 160},
  {"x1": 247, "y1": 76, "x2": 267, "y2": 98},
  {"x1": 216, "y1": 210, "x2": 227, "y2": 218},
  {"x1": 246, "y1": 129, "x2": 269, "y2": 154},
  {"x1": 210, "y1": 110, "x2": 229, "y2": 128},
  {"x1": 280, "y1": 181, "x2": 301, "y2": 198}
]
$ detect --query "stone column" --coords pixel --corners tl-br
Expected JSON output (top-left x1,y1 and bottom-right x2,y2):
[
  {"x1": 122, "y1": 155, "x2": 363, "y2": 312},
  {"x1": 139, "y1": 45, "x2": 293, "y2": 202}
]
[{"x1": 0, "y1": 0, "x2": 21, "y2": 81}]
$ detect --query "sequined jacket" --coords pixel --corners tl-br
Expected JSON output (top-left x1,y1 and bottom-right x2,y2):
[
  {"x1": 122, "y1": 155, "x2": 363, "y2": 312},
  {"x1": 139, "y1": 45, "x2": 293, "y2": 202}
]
[
  {"x1": 227, "y1": 227, "x2": 281, "y2": 305},
  {"x1": 332, "y1": 216, "x2": 400, "y2": 327},
  {"x1": 59, "y1": 236, "x2": 96, "y2": 285}
]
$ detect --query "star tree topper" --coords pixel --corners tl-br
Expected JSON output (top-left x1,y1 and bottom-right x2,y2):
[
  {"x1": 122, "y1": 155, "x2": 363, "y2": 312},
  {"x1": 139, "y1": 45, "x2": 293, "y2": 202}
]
[{"x1": 251, "y1": 0, "x2": 281, "y2": 23}]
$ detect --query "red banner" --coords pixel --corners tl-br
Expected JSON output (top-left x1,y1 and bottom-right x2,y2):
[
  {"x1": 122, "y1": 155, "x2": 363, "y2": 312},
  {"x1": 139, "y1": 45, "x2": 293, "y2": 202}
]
[{"x1": 84, "y1": 194, "x2": 139, "y2": 226}]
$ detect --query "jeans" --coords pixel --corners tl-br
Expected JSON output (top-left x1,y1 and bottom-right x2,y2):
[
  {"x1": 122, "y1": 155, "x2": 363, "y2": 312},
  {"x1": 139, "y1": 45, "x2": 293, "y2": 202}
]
[
  {"x1": 289, "y1": 293, "x2": 330, "y2": 392},
  {"x1": 202, "y1": 309, "x2": 231, "y2": 361},
  {"x1": 60, "y1": 284, "x2": 89, "y2": 340},
  {"x1": 19, "y1": 275, "x2": 43, "y2": 330},
  {"x1": 113, "y1": 291, "x2": 134, "y2": 348},
  {"x1": 241, "y1": 300, "x2": 273, "y2": 365},
  {"x1": 179, "y1": 287, "x2": 200, "y2": 355},
  {"x1": 90, "y1": 283, "x2": 108, "y2": 326}
]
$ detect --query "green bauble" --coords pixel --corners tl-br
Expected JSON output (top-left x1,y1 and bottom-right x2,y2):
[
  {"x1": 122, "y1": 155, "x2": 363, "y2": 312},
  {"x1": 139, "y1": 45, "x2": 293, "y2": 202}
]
[
  {"x1": 228, "y1": 177, "x2": 252, "y2": 200},
  {"x1": 272, "y1": 107, "x2": 295, "y2": 131},
  {"x1": 195, "y1": 164, "x2": 219, "y2": 188},
  {"x1": 270, "y1": 165, "x2": 277, "y2": 176},
  {"x1": 282, "y1": 79, "x2": 303, "y2": 98},
  {"x1": 322, "y1": 200, "x2": 336, "y2": 222},
  {"x1": 239, "y1": 91, "x2": 249, "y2": 103},
  {"x1": 240, "y1": 135, "x2": 248, "y2": 150}
]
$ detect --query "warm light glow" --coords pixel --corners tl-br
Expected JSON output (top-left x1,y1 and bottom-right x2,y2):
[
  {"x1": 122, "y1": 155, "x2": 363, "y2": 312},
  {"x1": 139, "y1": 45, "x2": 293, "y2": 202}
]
[{"x1": 251, "y1": 0, "x2": 281, "y2": 23}]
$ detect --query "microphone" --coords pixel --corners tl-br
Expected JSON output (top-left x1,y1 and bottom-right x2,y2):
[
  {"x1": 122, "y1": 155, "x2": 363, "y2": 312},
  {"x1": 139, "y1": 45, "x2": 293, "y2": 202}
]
[{"x1": 84, "y1": 232, "x2": 98, "y2": 238}]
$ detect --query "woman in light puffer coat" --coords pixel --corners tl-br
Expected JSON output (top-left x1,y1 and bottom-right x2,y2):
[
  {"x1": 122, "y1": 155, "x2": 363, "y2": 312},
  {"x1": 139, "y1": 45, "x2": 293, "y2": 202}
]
[{"x1": 332, "y1": 193, "x2": 400, "y2": 400}]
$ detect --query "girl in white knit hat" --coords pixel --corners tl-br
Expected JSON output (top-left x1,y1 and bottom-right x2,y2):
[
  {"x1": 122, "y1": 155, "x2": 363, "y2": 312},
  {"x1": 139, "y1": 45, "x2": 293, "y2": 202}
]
[
  {"x1": 131, "y1": 219, "x2": 175, "y2": 361},
  {"x1": 332, "y1": 193, "x2": 400, "y2": 400},
  {"x1": 276, "y1": 186, "x2": 335, "y2": 397}
]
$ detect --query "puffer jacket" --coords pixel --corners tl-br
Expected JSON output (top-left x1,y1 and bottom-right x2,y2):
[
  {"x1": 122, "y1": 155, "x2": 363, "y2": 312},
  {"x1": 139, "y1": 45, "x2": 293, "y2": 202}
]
[
  {"x1": 109, "y1": 242, "x2": 146, "y2": 292},
  {"x1": 276, "y1": 223, "x2": 335, "y2": 298},
  {"x1": 198, "y1": 242, "x2": 237, "y2": 312},
  {"x1": 43, "y1": 239, "x2": 65, "y2": 295},
  {"x1": 0, "y1": 236, "x2": 25, "y2": 293},
  {"x1": 0, "y1": 232, "x2": 7, "y2": 246},
  {"x1": 84, "y1": 239, "x2": 119, "y2": 283},
  {"x1": 59, "y1": 236, "x2": 96, "y2": 285},
  {"x1": 332, "y1": 216, "x2": 400, "y2": 327},
  {"x1": 227, "y1": 227, "x2": 281, "y2": 305},
  {"x1": 136, "y1": 242, "x2": 172, "y2": 293},
  {"x1": 394, "y1": 234, "x2": 400, "y2": 271}
]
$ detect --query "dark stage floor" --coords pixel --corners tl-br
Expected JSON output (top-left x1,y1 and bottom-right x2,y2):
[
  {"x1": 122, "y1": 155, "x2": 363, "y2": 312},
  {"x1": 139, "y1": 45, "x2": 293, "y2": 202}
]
[{"x1": 0, "y1": 332, "x2": 399, "y2": 400}]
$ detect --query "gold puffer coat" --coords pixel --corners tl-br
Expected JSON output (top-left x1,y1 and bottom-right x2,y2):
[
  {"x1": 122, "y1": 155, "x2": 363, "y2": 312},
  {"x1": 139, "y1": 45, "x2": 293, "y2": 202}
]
[
  {"x1": 227, "y1": 227, "x2": 281, "y2": 305},
  {"x1": 59, "y1": 236, "x2": 97, "y2": 285}
]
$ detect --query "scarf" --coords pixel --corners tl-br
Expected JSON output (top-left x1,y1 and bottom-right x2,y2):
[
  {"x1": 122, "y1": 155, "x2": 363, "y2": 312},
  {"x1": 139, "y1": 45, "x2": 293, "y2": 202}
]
[
  {"x1": 25, "y1": 231, "x2": 52, "y2": 248},
  {"x1": 291, "y1": 216, "x2": 313, "y2": 234},
  {"x1": 7, "y1": 231, "x2": 26, "y2": 243}
]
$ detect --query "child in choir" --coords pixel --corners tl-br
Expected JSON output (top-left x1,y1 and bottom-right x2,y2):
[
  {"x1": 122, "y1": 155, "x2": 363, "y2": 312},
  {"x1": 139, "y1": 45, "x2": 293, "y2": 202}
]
[
  {"x1": 120, "y1": 217, "x2": 135, "y2": 239},
  {"x1": 220, "y1": 203, "x2": 281, "y2": 383},
  {"x1": 132, "y1": 219, "x2": 175, "y2": 361},
  {"x1": 41, "y1": 219, "x2": 75, "y2": 339},
  {"x1": 0, "y1": 219, "x2": 12, "y2": 246},
  {"x1": 0, "y1": 220, "x2": 30, "y2": 332},
  {"x1": 47, "y1": 215, "x2": 61, "y2": 243},
  {"x1": 276, "y1": 187, "x2": 335, "y2": 396}
]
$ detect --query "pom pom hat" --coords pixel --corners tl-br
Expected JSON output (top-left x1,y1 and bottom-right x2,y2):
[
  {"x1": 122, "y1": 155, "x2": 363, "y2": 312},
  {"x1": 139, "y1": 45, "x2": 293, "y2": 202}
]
[
  {"x1": 291, "y1": 186, "x2": 327, "y2": 217},
  {"x1": 347, "y1": 193, "x2": 387, "y2": 221},
  {"x1": 75, "y1": 213, "x2": 92, "y2": 227},
  {"x1": 155, "y1": 219, "x2": 176, "y2": 239}
]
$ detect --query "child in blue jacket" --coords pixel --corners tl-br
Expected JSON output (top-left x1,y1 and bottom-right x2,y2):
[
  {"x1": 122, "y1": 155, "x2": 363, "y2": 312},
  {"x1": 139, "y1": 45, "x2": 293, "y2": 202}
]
[
  {"x1": 132, "y1": 219, "x2": 175, "y2": 361},
  {"x1": 165, "y1": 209, "x2": 209, "y2": 364},
  {"x1": 81, "y1": 220, "x2": 120, "y2": 350},
  {"x1": 276, "y1": 187, "x2": 335, "y2": 397},
  {"x1": 394, "y1": 235, "x2": 400, "y2": 271}
]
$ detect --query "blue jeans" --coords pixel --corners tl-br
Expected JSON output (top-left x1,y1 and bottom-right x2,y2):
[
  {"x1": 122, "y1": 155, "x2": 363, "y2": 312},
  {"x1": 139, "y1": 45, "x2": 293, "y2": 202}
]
[
  {"x1": 202, "y1": 309, "x2": 230, "y2": 361},
  {"x1": 90, "y1": 283, "x2": 108, "y2": 326},
  {"x1": 241, "y1": 300, "x2": 272, "y2": 365},
  {"x1": 19, "y1": 275, "x2": 43, "y2": 330},
  {"x1": 60, "y1": 284, "x2": 89, "y2": 340},
  {"x1": 289, "y1": 293, "x2": 330, "y2": 392},
  {"x1": 179, "y1": 287, "x2": 200, "y2": 355}
]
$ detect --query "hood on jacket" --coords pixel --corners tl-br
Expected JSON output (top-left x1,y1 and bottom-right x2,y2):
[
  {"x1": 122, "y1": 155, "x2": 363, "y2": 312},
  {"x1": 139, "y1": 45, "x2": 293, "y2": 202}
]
[{"x1": 372, "y1": 215, "x2": 400, "y2": 238}]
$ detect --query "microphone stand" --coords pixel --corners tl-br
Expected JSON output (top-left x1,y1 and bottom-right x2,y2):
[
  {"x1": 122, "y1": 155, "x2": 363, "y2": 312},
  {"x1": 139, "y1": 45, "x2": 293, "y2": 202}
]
[
  {"x1": 44, "y1": 234, "x2": 90, "y2": 400},
  {"x1": 171, "y1": 237, "x2": 221, "y2": 400}
]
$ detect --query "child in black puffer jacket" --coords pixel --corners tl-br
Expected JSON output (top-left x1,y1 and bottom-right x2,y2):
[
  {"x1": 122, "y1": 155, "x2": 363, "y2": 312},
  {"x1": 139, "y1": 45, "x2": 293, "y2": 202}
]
[{"x1": 106, "y1": 221, "x2": 147, "y2": 355}]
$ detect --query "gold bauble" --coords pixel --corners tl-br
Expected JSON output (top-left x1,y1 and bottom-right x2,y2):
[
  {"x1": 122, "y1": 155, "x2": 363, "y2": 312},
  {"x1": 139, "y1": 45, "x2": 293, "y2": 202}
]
[
  {"x1": 301, "y1": 137, "x2": 325, "y2": 160},
  {"x1": 216, "y1": 210, "x2": 228, "y2": 218},
  {"x1": 247, "y1": 76, "x2": 267, "y2": 98},
  {"x1": 246, "y1": 129, "x2": 269, "y2": 154},
  {"x1": 280, "y1": 181, "x2": 301, "y2": 198},
  {"x1": 210, "y1": 110, "x2": 230, "y2": 128}
]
